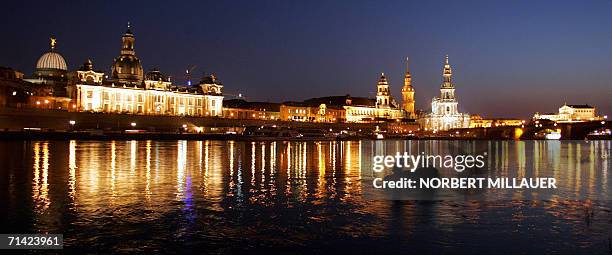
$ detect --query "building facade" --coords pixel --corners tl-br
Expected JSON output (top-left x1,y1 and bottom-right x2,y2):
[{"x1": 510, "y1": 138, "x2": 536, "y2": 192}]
[
  {"x1": 533, "y1": 104, "x2": 603, "y2": 122},
  {"x1": 75, "y1": 25, "x2": 223, "y2": 117},
  {"x1": 420, "y1": 55, "x2": 470, "y2": 130},
  {"x1": 469, "y1": 115, "x2": 524, "y2": 128},
  {"x1": 76, "y1": 68, "x2": 223, "y2": 117},
  {"x1": 345, "y1": 73, "x2": 403, "y2": 123},
  {"x1": 280, "y1": 102, "x2": 344, "y2": 122},
  {"x1": 223, "y1": 99, "x2": 280, "y2": 120},
  {"x1": 22, "y1": 37, "x2": 74, "y2": 110}
]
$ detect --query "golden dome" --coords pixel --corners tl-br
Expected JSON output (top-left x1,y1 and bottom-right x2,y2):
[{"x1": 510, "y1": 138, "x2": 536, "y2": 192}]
[
  {"x1": 36, "y1": 51, "x2": 67, "y2": 71},
  {"x1": 36, "y1": 37, "x2": 67, "y2": 71}
]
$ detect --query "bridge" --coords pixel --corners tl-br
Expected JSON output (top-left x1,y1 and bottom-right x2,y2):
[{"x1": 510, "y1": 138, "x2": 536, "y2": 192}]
[{"x1": 451, "y1": 120, "x2": 611, "y2": 140}]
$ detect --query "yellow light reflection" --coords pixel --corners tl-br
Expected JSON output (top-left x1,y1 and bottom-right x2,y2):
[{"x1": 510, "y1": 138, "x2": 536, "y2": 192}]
[
  {"x1": 130, "y1": 140, "x2": 137, "y2": 173},
  {"x1": 110, "y1": 141, "x2": 116, "y2": 197},
  {"x1": 145, "y1": 140, "x2": 151, "y2": 201},
  {"x1": 69, "y1": 140, "x2": 77, "y2": 201},
  {"x1": 261, "y1": 143, "x2": 266, "y2": 187},
  {"x1": 251, "y1": 142, "x2": 256, "y2": 186},
  {"x1": 32, "y1": 142, "x2": 40, "y2": 210},
  {"x1": 204, "y1": 140, "x2": 210, "y2": 177},
  {"x1": 317, "y1": 142, "x2": 326, "y2": 196},
  {"x1": 40, "y1": 142, "x2": 50, "y2": 211},
  {"x1": 177, "y1": 140, "x2": 187, "y2": 200},
  {"x1": 229, "y1": 141, "x2": 235, "y2": 177}
]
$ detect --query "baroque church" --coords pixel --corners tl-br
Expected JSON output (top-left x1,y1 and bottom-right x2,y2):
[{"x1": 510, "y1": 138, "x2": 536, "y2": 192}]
[
  {"x1": 420, "y1": 55, "x2": 470, "y2": 131},
  {"x1": 74, "y1": 24, "x2": 224, "y2": 117},
  {"x1": 344, "y1": 58, "x2": 415, "y2": 122},
  {"x1": 344, "y1": 72, "x2": 404, "y2": 122}
]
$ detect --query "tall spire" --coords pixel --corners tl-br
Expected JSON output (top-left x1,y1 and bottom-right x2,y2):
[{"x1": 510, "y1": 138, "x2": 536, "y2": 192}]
[
  {"x1": 442, "y1": 54, "x2": 452, "y2": 85},
  {"x1": 125, "y1": 21, "x2": 133, "y2": 35},
  {"x1": 405, "y1": 57, "x2": 411, "y2": 74},
  {"x1": 401, "y1": 56, "x2": 416, "y2": 117},
  {"x1": 404, "y1": 57, "x2": 412, "y2": 87}
]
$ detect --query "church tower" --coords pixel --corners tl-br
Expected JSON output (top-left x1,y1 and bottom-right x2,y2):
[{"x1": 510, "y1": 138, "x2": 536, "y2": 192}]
[
  {"x1": 376, "y1": 73, "x2": 391, "y2": 108},
  {"x1": 111, "y1": 22, "x2": 144, "y2": 84},
  {"x1": 440, "y1": 54, "x2": 455, "y2": 100},
  {"x1": 401, "y1": 57, "x2": 415, "y2": 118},
  {"x1": 421, "y1": 54, "x2": 470, "y2": 131}
]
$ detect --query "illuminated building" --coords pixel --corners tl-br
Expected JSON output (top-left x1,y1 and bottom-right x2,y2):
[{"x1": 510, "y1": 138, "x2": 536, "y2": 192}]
[
  {"x1": 23, "y1": 37, "x2": 73, "y2": 109},
  {"x1": 222, "y1": 99, "x2": 280, "y2": 120},
  {"x1": 74, "y1": 25, "x2": 224, "y2": 116},
  {"x1": 401, "y1": 57, "x2": 416, "y2": 118},
  {"x1": 110, "y1": 23, "x2": 143, "y2": 85},
  {"x1": 387, "y1": 121, "x2": 420, "y2": 134},
  {"x1": 469, "y1": 115, "x2": 524, "y2": 128},
  {"x1": 280, "y1": 102, "x2": 344, "y2": 122},
  {"x1": 344, "y1": 73, "x2": 403, "y2": 122},
  {"x1": 533, "y1": 104, "x2": 603, "y2": 122},
  {"x1": 24, "y1": 37, "x2": 69, "y2": 96},
  {"x1": 420, "y1": 55, "x2": 470, "y2": 130}
]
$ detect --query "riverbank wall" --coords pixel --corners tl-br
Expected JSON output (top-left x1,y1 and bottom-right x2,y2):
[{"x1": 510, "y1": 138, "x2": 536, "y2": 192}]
[{"x1": 0, "y1": 107, "x2": 382, "y2": 132}]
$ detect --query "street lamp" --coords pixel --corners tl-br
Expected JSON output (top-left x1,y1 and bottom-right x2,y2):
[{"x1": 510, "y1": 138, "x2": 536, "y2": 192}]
[{"x1": 130, "y1": 122, "x2": 136, "y2": 127}]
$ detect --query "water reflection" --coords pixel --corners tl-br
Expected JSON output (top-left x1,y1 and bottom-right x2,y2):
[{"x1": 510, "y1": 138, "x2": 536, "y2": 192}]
[
  {"x1": 0, "y1": 140, "x2": 610, "y2": 253},
  {"x1": 68, "y1": 140, "x2": 76, "y2": 201},
  {"x1": 32, "y1": 142, "x2": 50, "y2": 212}
]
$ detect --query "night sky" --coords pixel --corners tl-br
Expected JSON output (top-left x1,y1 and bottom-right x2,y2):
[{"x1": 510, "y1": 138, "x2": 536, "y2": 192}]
[{"x1": 1, "y1": 0, "x2": 611, "y2": 118}]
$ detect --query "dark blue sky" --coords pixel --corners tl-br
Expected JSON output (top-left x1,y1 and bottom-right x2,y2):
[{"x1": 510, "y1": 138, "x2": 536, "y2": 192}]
[{"x1": 1, "y1": 0, "x2": 611, "y2": 118}]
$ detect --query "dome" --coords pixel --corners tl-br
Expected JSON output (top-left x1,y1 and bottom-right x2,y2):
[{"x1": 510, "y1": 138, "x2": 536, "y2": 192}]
[
  {"x1": 79, "y1": 59, "x2": 94, "y2": 71},
  {"x1": 110, "y1": 24, "x2": 143, "y2": 83},
  {"x1": 111, "y1": 55, "x2": 144, "y2": 82},
  {"x1": 36, "y1": 51, "x2": 67, "y2": 71},
  {"x1": 145, "y1": 69, "x2": 167, "y2": 81}
]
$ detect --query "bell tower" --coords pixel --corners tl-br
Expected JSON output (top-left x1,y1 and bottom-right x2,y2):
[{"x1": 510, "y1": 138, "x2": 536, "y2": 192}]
[
  {"x1": 376, "y1": 73, "x2": 391, "y2": 108},
  {"x1": 121, "y1": 22, "x2": 135, "y2": 56},
  {"x1": 111, "y1": 22, "x2": 144, "y2": 83},
  {"x1": 440, "y1": 55, "x2": 455, "y2": 100},
  {"x1": 401, "y1": 57, "x2": 415, "y2": 118}
]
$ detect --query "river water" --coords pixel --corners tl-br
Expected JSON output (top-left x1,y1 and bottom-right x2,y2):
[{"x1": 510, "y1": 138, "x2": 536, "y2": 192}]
[{"x1": 0, "y1": 140, "x2": 610, "y2": 254}]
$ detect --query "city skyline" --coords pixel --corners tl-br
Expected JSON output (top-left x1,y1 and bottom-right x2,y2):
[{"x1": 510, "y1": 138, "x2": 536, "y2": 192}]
[{"x1": 1, "y1": 0, "x2": 611, "y2": 118}]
